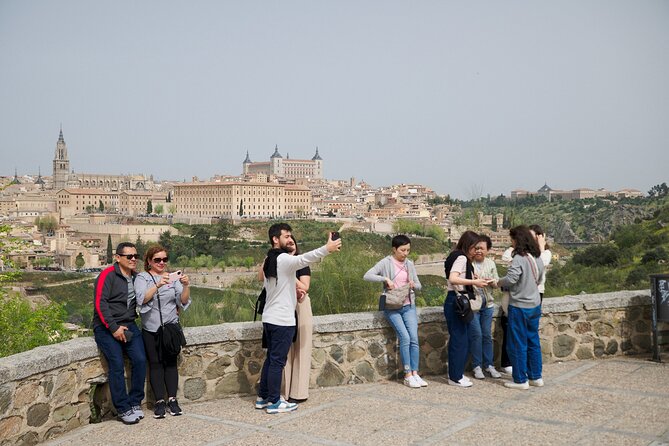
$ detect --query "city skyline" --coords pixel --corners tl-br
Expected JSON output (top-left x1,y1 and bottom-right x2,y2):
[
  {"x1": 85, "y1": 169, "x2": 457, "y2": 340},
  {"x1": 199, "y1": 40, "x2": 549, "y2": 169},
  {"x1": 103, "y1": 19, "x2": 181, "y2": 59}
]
[{"x1": 1, "y1": 1, "x2": 668, "y2": 198}]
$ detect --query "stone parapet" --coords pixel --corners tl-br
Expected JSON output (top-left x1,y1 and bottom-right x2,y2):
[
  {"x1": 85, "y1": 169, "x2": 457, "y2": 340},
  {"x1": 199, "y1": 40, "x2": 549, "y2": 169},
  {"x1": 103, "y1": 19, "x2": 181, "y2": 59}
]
[{"x1": 0, "y1": 290, "x2": 664, "y2": 445}]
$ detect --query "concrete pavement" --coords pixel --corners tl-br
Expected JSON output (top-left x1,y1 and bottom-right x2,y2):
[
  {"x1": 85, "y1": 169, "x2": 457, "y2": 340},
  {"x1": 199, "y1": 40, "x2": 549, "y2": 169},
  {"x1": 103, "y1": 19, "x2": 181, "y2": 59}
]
[{"x1": 42, "y1": 356, "x2": 669, "y2": 446}]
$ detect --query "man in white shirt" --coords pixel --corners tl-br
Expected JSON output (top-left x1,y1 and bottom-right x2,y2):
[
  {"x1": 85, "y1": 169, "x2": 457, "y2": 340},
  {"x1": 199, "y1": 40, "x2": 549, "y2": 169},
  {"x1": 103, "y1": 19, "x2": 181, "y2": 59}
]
[{"x1": 255, "y1": 223, "x2": 341, "y2": 413}]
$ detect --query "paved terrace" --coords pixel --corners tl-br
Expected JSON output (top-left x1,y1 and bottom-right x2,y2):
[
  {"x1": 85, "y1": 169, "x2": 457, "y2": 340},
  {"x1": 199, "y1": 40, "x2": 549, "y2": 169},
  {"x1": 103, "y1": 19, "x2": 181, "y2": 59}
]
[{"x1": 42, "y1": 356, "x2": 669, "y2": 446}]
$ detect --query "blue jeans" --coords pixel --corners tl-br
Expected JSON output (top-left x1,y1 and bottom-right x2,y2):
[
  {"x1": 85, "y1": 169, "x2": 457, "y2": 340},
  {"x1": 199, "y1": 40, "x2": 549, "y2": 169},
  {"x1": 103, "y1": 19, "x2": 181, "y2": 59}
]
[
  {"x1": 468, "y1": 305, "x2": 494, "y2": 369},
  {"x1": 507, "y1": 305, "x2": 542, "y2": 383},
  {"x1": 384, "y1": 303, "x2": 419, "y2": 373},
  {"x1": 258, "y1": 323, "x2": 296, "y2": 404},
  {"x1": 94, "y1": 322, "x2": 146, "y2": 414},
  {"x1": 443, "y1": 291, "x2": 469, "y2": 382}
]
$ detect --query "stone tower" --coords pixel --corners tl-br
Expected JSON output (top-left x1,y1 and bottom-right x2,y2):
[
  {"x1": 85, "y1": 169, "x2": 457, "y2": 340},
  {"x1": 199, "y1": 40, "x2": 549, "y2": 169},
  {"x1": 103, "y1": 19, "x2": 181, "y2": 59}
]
[{"x1": 52, "y1": 127, "x2": 70, "y2": 190}]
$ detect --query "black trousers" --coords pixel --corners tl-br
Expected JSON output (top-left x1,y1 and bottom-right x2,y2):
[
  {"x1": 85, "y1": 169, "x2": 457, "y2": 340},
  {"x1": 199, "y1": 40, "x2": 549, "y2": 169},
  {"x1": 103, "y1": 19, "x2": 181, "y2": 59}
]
[{"x1": 142, "y1": 329, "x2": 179, "y2": 401}]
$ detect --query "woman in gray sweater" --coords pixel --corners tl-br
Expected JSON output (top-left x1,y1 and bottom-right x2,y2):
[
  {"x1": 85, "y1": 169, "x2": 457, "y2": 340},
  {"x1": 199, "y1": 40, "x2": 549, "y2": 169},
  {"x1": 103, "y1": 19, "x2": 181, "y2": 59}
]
[
  {"x1": 364, "y1": 235, "x2": 424, "y2": 388},
  {"x1": 496, "y1": 226, "x2": 544, "y2": 390}
]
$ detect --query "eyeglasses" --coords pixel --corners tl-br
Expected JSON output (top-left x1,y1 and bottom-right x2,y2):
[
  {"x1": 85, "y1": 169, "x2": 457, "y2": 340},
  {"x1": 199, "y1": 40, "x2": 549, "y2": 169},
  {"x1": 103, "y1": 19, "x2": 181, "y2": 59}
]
[
  {"x1": 118, "y1": 254, "x2": 140, "y2": 260},
  {"x1": 152, "y1": 257, "x2": 169, "y2": 263}
]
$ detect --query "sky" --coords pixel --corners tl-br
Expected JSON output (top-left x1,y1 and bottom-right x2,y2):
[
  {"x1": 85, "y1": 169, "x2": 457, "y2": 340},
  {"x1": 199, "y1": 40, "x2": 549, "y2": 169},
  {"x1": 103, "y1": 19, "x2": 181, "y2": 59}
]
[{"x1": 1, "y1": 1, "x2": 668, "y2": 199}]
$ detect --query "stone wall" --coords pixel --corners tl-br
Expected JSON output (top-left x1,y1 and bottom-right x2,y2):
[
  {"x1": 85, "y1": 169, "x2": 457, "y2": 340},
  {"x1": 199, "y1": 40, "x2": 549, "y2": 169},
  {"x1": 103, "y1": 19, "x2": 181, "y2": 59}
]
[{"x1": 1, "y1": 290, "x2": 665, "y2": 445}]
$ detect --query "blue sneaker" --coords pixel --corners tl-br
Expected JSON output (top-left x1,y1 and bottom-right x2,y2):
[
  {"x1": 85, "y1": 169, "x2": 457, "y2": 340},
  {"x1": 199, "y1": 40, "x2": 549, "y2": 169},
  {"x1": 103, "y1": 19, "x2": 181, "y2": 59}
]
[
  {"x1": 255, "y1": 397, "x2": 270, "y2": 409},
  {"x1": 266, "y1": 399, "x2": 297, "y2": 414}
]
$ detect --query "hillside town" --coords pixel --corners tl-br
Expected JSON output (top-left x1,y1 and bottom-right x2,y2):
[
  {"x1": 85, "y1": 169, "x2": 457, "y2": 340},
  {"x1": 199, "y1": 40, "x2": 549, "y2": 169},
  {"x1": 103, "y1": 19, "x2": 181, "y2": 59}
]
[{"x1": 0, "y1": 128, "x2": 644, "y2": 271}]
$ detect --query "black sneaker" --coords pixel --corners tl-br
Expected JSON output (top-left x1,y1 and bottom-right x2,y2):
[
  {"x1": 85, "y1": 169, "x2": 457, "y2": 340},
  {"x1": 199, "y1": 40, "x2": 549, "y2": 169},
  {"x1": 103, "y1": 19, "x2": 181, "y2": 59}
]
[
  {"x1": 167, "y1": 398, "x2": 182, "y2": 416},
  {"x1": 154, "y1": 400, "x2": 166, "y2": 419}
]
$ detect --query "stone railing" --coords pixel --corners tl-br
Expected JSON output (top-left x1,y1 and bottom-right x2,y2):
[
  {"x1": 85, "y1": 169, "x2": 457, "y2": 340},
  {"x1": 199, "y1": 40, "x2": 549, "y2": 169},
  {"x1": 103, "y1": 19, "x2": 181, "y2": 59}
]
[{"x1": 0, "y1": 290, "x2": 664, "y2": 445}]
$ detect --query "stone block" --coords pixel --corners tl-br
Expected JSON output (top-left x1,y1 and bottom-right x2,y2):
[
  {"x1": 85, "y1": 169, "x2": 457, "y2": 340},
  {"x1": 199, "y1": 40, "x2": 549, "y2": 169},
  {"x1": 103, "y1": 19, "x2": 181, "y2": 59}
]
[
  {"x1": 593, "y1": 322, "x2": 614, "y2": 337},
  {"x1": 45, "y1": 426, "x2": 64, "y2": 441},
  {"x1": 214, "y1": 372, "x2": 251, "y2": 397},
  {"x1": 576, "y1": 346, "x2": 593, "y2": 360},
  {"x1": 316, "y1": 361, "x2": 346, "y2": 387},
  {"x1": 53, "y1": 404, "x2": 77, "y2": 422},
  {"x1": 26, "y1": 403, "x2": 50, "y2": 427},
  {"x1": 17, "y1": 431, "x2": 39, "y2": 446},
  {"x1": 329, "y1": 345, "x2": 344, "y2": 364},
  {"x1": 52, "y1": 370, "x2": 77, "y2": 405},
  {"x1": 180, "y1": 355, "x2": 203, "y2": 376},
  {"x1": 635, "y1": 320, "x2": 649, "y2": 334},
  {"x1": 552, "y1": 335, "x2": 576, "y2": 358},
  {"x1": 606, "y1": 339, "x2": 619, "y2": 355},
  {"x1": 247, "y1": 360, "x2": 261, "y2": 375},
  {"x1": 205, "y1": 356, "x2": 233, "y2": 379},
  {"x1": 558, "y1": 324, "x2": 571, "y2": 333},
  {"x1": 346, "y1": 344, "x2": 367, "y2": 363},
  {"x1": 632, "y1": 334, "x2": 651, "y2": 351},
  {"x1": 354, "y1": 361, "x2": 376, "y2": 383},
  {"x1": 0, "y1": 416, "x2": 22, "y2": 440},
  {"x1": 368, "y1": 342, "x2": 385, "y2": 358},
  {"x1": 594, "y1": 339, "x2": 605, "y2": 357},
  {"x1": 183, "y1": 378, "x2": 206, "y2": 401},
  {"x1": 575, "y1": 321, "x2": 592, "y2": 334},
  {"x1": 0, "y1": 383, "x2": 13, "y2": 416},
  {"x1": 40, "y1": 376, "x2": 54, "y2": 398},
  {"x1": 425, "y1": 332, "x2": 446, "y2": 349}
]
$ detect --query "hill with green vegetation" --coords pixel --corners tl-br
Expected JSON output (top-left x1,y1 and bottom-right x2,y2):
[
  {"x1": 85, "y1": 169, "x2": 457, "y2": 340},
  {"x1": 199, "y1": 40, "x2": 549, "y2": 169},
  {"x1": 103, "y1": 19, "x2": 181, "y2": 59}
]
[{"x1": 545, "y1": 201, "x2": 669, "y2": 296}]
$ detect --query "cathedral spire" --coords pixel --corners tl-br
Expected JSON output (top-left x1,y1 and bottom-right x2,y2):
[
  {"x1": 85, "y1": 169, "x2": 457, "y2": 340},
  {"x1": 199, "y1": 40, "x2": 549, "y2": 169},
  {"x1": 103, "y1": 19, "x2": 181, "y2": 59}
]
[
  {"x1": 243, "y1": 150, "x2": 252, "y2": 164},
  {"x1": 270, "y1": 144, "x2": 282, "y2": 159},
  {"x1": 312, "y1": 146, "x2": 322, "y2": 160}
]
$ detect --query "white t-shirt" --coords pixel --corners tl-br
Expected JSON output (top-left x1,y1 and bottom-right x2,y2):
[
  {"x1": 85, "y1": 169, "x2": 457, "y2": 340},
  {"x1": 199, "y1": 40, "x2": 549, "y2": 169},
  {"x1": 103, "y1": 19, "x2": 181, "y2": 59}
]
[{"x1": 446, "y1": 255, "x2": 467, "y2": 292}]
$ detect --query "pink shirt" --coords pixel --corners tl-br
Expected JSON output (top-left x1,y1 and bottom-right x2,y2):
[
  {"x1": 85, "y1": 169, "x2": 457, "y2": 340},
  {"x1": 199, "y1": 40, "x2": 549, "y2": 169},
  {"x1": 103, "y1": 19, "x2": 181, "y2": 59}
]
[{"x1": 391, "y1": 257, "x2": 411, "y2": 306}]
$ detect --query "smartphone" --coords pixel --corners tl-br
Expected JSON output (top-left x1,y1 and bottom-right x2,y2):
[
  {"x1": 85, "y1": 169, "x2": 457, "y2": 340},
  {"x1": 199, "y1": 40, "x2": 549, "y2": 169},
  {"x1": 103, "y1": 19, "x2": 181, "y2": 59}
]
[
  {"x1": 331, "y1": 231, "x2": 340, "y2": 241},
  {"x1": 124, "y1": 329, "x2": 133, "y2": 343},
  {"x1": 168, "y1": 270, "x2": 182, "y2": 283}
]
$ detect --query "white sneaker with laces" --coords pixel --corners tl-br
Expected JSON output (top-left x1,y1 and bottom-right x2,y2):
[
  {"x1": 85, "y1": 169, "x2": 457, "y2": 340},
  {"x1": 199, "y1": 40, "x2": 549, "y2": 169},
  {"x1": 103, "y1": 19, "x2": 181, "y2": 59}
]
[
  {"x1": 504, "y1": 380, "x2": 529, "y2": 390},
  {"x1": 529, "y1": 378, "x2": 544, "y2": 387},
  {"x1": 486, "y1": 366, "x2": 502, "y2": 378},
  {"x1": 502, "y1": 366, "x2": 513, "y2": 375},
  {"x1": 473, "y1": 366, "x2": 485, "y2": 379},
  {"x1": 448, "y1": 377, "x2": 473, "y2": 388},
  {"x1": 413, "y1": 374, "x2": 428, "y2": 387},
  {"x1": 404, "y1": 375, "x2": 421, "y2": 388}
]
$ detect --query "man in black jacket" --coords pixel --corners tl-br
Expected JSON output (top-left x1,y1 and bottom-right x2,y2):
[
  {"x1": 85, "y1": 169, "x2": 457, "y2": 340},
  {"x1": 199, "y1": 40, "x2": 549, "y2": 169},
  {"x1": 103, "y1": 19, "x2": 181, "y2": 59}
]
[{"x1": 92, "y1": 242, "x2": 146, "y2": 424}]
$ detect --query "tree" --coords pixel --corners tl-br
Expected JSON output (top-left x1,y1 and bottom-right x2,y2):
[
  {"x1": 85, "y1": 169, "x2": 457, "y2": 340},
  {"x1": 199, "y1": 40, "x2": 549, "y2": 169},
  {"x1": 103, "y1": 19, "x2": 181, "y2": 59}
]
[
  {"x1": 648, "y1": 182, "x2": 668, "y2": 198},
  {"x1": 146, "y1": 199, "x2": 153, "y2": 214},
  {"x1": 35, "y1": 215, "x2": 58, "y2": 233},
  {"x1": 168, "y1": 204, "x2": 176, "y2": 215},
  {"x1": 154, "y1": 204, "x2": 164, "y2": 215},
  {"x1": 166, "y1": 191, "x2": 172, "y2": 202},
  {"x1": 98, "y1": 200, "x2": 104, "y2": 212},
  {"x1": 158, "y1": 230, "x2": 173, "y2": 252},
  {"x1": 106, "y1": 235, "x2": 113, "y2": 264},
  {"x1": 75, "y1": 252, "x2": 85, "y2": 269},
  {"x1": 238, "y1": 199, "x2": 244, "y2": 217}
]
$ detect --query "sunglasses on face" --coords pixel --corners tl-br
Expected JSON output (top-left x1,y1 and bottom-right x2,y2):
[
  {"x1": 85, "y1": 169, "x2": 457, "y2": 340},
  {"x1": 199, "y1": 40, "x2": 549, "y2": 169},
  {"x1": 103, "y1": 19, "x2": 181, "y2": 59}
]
[
  {"x1": 118, "y1": 254, "x2": 140, "y2": 260},
  {"x1": 152, "y1": 257, "x2": 169, "y2": 264}
]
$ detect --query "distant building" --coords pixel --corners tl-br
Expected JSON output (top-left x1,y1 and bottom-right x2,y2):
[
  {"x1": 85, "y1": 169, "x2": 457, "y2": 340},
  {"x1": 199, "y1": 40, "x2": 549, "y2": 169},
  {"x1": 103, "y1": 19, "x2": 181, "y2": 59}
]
[
  {"x1": 511, "y1": 183, "x2": 643, "y2": 201},
  {"x1": 242, "y1": 146, "x2": 324, "y2": 180},
  {"x1": 51, "y1": 127, "x2": 152, "y2": 191},
  {"x1": 173, "y1": 181, "x2": 312, "y2": 219}
]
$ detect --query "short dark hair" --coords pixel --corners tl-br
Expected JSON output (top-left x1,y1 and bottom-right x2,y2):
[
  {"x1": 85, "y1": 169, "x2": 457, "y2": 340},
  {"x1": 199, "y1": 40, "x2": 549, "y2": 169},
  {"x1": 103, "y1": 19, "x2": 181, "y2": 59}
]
[
  {"x1": 479, "y1": 234, "x2": 493, "y2": 250},
  {"x1": 391, "y1": 234, "x2": 411, "y2": 248},
  {"x1": 268, "y1": 223, "x2": 292, "y2": 245},
  {"x1": 510, "y1": 225, "x2": 541, "y2": 257},
  {"x1": 455, "y1": 230, "x2": 481, "y2": 254},
  {"x1": 115, "y1": 242, "x2": 136, "y2": 255}
]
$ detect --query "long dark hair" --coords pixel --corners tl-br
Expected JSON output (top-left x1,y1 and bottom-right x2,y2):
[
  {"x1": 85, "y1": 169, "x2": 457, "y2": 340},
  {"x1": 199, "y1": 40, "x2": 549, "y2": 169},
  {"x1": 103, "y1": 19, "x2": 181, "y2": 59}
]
[
  {"x1": 529, "y1": 224, "x2": 550, "y2": 250},
  {"x1": 510, "y1": 226, "x2": 541, "y2": 257},
  {"x1": 455, "y1": 231, "x2": 481, "y2": 257}
]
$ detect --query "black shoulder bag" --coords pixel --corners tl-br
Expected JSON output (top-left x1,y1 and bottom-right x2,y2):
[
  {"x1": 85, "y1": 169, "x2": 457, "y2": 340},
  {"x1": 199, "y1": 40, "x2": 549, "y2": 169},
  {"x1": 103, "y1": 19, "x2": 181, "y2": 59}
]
[{"x1": 150, "y1": 275, "x2": 187, "y2": 360}]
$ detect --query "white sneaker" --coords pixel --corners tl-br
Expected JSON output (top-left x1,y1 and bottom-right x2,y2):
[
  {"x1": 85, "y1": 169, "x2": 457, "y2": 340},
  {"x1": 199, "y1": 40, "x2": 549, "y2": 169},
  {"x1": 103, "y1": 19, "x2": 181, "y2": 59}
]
[
  {"x1": 413, "y1": 374, "x2": 428, "y2": 387},
  {"x1": 404, "y1": 375, "x2": 421, "y2": 388},
  {"x1": 504, "y1": 381, "x2": 529, "y2": 390},
  {"x1": 460, "y1": 375, "x2": 472, "y2": 383},
  {"x1": 529, "y1": 378, "x2": 544, "y2": 387},
  {"x1": 448, "y1": 377, "x2": 473, "y2": 388},
  {"x1": 502, "y1": 366, "x2": 513, "y2": 375},
  {"x1": 472, "y1": 366, "x2": 485, "y2": 379},
  {"x1": 485, "y1": 366, "x2": 502, "y2": 379}
]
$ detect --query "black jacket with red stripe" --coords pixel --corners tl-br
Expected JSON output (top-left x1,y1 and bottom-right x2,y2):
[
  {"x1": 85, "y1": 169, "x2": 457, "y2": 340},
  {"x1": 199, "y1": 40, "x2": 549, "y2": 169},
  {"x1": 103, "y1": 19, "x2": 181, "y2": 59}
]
[{"x1": 92, "y1": 263, "x2": 138, "y2": 334}]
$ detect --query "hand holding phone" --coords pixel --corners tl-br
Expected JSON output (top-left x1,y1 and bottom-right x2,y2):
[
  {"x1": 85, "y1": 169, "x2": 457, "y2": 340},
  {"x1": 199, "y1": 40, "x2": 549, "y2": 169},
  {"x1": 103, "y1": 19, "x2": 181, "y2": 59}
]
[{"x1": 168, "y1": 270, "x2": 182, "y2": 283}]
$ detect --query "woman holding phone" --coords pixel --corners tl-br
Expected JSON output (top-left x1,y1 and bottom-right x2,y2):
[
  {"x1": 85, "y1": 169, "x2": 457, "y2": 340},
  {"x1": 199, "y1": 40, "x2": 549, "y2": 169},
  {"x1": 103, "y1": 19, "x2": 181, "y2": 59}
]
[{"x1": 135, "y1": 245, "x2": 191, "y2": 418}]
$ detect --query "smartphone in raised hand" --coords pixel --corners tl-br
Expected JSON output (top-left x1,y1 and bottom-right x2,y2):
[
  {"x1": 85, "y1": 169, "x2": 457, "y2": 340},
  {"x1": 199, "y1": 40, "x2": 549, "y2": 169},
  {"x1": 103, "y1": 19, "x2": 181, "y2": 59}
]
[
  {"x1": 168, "y1": 270, "x2": 182, "y2": 283},
  {"x1": 331, "y1": 231, "x2": 340, "y2": 241}
]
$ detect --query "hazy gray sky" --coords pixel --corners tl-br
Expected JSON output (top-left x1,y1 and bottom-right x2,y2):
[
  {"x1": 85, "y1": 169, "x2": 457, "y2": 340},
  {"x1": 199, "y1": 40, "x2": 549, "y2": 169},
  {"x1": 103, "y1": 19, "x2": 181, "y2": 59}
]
[{"x1": 1, "y1": 0, "x2": 668, "y2": 198}]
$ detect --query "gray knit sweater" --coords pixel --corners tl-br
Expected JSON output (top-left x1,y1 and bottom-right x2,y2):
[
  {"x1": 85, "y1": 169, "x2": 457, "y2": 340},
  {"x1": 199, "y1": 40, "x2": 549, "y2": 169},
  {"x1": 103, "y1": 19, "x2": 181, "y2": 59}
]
[
  {"x1": 363, "y1": 256, "x2": 422, "y2": 291},
  {"x1": 497, "y1": 254, "x2": 544, "y2": 309}
]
